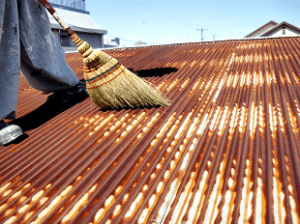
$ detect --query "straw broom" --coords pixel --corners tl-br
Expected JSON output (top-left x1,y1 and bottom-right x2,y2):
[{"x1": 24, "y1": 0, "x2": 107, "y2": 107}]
[{"x1": 39, "y1": 0, "x2": 170, "y2": 110}]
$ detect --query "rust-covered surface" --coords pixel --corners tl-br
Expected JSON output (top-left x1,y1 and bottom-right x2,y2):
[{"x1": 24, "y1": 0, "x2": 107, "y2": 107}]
[{"x1": 1, "y1": 37, "x2": 300, "y2": 224}]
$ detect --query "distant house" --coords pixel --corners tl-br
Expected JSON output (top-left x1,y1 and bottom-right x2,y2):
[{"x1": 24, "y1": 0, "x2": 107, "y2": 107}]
[
  {"x1": 245, "y1": 20, "x2": 300, "y2": 38},
  {"x1": 134, "y1": 40, "x2": 147, "y2": 46},
  {"x1": 103, "y1": 37, "x2": 120, "y2": 48},
  {"x1": 47, "y1": 3, "x2": 107, "y2": 51}
]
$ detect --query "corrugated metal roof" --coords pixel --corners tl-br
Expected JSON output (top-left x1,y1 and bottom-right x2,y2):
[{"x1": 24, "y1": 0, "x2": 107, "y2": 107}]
[{"x1": 1, "y1": 37, "x2": 300, "y2": 224}]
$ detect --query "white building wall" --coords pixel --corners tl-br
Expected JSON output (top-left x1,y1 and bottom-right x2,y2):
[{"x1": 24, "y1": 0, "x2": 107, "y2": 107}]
[
  {"x1": 47, "y1": 7, "x2": 101, "y2": 30},
  {"x1": 266, "y1": 27, "x2": 300, "y2": 37},
  {"x1": 48, "y1": 5, "x2": 106, "y2": 52}
]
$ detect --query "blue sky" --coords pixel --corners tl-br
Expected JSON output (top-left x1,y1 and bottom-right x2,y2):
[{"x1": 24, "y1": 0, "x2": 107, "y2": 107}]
[{"x1": 86, "y1": 0, "x2": 300, "y2": 46}]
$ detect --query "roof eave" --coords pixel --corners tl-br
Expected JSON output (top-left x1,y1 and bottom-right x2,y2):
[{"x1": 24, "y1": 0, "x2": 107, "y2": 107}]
[
  {"x1": 260, "y1": 21, "x2": 300, "y2": 36},
  {"x1": 100, "y1": 35, "x2": 300, "y2": 52},
  {"x1": 244, "y1": 20, "x2": 278, "y2": 38},
  {"x1": 50, "y1": 24, "x2": 107, "y2": 35}
]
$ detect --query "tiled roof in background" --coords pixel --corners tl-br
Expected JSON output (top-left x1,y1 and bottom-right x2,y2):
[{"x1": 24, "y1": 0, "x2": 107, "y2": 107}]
[{"x1": 1, "y1": 36, "x2": 300, "y2": 224}]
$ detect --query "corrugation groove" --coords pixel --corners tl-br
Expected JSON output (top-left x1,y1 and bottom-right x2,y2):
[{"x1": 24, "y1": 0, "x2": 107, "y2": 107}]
[{"x1": 1, "y1": 37, "x2": 300, "y2": 224}]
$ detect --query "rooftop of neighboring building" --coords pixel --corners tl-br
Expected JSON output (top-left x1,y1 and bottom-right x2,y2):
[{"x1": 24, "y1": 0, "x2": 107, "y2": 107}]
[{"x1": 48, "y1": 3, "x2": 107, "y2": 34}]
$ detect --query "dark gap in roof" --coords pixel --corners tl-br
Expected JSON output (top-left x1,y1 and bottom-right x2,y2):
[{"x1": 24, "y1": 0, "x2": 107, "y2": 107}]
[
  {"x1": 129, "y1": 67, "x2": 178, "y2": 78},
  {"x1": 98, "y1": 104, "x2": 163, "y2": 112}
]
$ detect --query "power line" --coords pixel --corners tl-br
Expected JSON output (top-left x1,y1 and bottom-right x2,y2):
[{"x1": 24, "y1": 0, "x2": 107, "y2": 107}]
[{"x1": 130, "y1": 0, "x2": 196, "y2": 30}]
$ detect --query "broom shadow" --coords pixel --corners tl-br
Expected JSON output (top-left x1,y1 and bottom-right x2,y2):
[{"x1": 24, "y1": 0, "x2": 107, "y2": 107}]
[
  {"x1": 7, "y1": 80, "x2": 89, "y2": 144},
  {"x1": 128, "y1": 67, "x2": 178, "y2": 78},
  {"x1": 7, "y1": 67, "x2": 179, "y2": 143}
]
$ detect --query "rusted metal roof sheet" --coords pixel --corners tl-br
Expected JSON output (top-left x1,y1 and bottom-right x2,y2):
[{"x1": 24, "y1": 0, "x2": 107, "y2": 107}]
[{"x1": 1, "y1": 37, "x2": 300, "y2": 224}]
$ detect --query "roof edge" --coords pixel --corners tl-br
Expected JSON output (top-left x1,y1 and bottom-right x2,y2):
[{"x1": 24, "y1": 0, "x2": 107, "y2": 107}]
[
  {"x1": 244, "y1": 20, "x2": 278, "y2": 38},
  {"x1": 261, "y1": 21, "x2": 300, "y2": 36},
  {"x1": 50, "y1": 24, "x2": 107, "y2": 35},
  {"x1": 90, "y1": 35, "x2": 299, "y2": 52}
]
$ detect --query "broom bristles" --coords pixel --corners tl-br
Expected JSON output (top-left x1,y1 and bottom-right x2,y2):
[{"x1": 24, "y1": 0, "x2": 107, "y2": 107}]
[
  {"x1": 86, "y1": 61, "x2": 170, "y2": 109},
  {"x1": 71, "y1": 34, "x2": 170, "y2": 110}
]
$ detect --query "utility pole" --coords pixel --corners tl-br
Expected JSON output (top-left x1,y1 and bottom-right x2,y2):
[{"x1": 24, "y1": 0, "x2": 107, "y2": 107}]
[
  {"x1": 196, "y1": 28, "x2": 208, "y2": 41},
  {"x1": 212, "y1": 33, "x2": 220, "y2": 40}
]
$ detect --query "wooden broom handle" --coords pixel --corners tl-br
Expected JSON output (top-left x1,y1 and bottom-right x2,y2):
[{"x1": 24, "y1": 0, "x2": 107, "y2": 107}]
[{"x1": 38, "y1": 0, "x2": 75, "y2": 37}]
